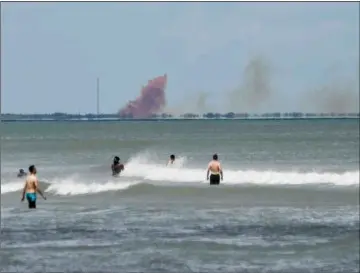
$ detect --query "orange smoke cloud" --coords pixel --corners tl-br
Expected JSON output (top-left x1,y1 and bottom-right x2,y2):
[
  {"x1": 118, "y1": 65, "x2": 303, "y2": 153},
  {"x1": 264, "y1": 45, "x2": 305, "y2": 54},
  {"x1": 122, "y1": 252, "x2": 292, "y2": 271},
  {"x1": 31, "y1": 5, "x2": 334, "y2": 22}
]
[{"x1": 118, "y1": 74, "x2": 167, "y2": 118}]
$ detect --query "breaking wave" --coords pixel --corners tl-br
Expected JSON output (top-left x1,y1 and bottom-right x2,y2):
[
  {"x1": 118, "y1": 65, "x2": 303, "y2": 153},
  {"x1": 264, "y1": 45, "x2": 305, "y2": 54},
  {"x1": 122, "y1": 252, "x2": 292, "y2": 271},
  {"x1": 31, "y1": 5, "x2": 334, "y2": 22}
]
[{"x1": 2, "y1": 152, "x2": 358, "y2": 196}]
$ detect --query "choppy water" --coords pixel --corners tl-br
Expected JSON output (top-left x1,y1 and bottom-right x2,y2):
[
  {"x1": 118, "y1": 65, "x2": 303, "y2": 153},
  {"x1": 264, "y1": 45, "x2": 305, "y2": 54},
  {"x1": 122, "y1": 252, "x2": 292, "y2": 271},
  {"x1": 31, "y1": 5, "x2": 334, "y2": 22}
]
[{"x1": 1, "y1": 120, "x2": 359, "y2": 272}]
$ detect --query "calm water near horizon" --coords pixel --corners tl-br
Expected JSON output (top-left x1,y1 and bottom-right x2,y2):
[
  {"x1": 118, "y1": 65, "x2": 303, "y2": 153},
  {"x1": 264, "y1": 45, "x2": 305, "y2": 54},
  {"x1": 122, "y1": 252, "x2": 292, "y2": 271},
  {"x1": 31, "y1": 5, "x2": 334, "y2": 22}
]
[{"x1": 1, "y1": 119, "x2": 359, "y2": 272}]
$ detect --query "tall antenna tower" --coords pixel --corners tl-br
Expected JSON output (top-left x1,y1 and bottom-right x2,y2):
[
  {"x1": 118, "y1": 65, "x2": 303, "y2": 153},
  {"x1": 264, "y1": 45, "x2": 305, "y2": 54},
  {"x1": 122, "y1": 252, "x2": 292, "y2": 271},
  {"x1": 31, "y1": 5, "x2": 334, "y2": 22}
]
[{"x1": 96, "y1": 77, "x2": 100, "y2": 116}]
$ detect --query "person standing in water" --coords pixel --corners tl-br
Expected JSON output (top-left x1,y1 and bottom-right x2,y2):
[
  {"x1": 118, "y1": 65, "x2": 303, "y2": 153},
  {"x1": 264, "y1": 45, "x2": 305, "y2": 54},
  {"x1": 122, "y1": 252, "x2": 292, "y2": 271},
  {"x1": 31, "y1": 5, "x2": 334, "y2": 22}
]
[
  {"x1": 167, "y1": 154, "x2": 175, "y2": 165},
  {"x1": 206, "y1": 154, "x2": 223, "y2": 185},
  {"x1": 21, "y1": 165, "x2": 46, "y2": 209},
  {"x1": 17, "y1": 169, "x2": 27, "y2": 178},
  {"x1": 111, "y1": 156, "x2": 124, "y2": 176}
]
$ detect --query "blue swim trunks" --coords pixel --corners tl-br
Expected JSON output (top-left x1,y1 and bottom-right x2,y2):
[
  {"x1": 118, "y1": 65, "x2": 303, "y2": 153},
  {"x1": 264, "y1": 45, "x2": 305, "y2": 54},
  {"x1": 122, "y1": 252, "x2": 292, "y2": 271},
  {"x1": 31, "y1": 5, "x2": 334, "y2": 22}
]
[
  {"x1": 26, "y1": 192, "x2": 37, "y2": 202},
  {"x1": 26, "y1": 192, "x2": 37, "y2": 208}
]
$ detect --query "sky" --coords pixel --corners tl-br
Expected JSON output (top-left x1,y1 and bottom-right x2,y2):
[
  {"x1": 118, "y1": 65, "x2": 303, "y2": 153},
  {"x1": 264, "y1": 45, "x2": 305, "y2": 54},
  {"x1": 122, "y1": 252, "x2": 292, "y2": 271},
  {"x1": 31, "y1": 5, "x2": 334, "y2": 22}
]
[{"x1": 1, "y1": 2, "x2": 359, "y2": 114}]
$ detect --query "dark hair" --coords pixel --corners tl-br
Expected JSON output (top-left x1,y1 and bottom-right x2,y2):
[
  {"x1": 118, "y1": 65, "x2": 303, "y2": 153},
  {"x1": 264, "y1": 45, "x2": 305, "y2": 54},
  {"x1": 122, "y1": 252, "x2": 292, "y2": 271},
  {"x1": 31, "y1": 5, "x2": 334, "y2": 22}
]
[
  {"x1": 213, "y1": 154, "x2": 218, "y2": 160},
  {"x1": 114, "y1": 156, "x2": 120, "y2": 161},
  {"x1": 170, "y1": 154, "x2": 175, "y2": 160},
  {"x1": 29, "y1": 165, "x2": 36, "y2": 173}
]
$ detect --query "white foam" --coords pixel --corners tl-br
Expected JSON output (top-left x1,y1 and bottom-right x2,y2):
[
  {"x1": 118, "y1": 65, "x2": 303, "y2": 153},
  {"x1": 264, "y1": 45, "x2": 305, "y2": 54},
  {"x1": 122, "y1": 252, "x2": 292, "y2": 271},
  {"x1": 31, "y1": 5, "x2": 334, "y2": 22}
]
[
  {"x1": 1, "y1": 152, "x2": 358, "y2": 196},
  {"x1": 1, "y1": 181, "x2": 24, "y2": 194},
  {"x1": 1, "y1": 176, "x2": 138, "y2": 196},
  {"x1": 121, "y1": 153, "x2": 359, "y2": 186},
  {"x1": 45, "y1": 177, "x2": 137, "y2": 195}
]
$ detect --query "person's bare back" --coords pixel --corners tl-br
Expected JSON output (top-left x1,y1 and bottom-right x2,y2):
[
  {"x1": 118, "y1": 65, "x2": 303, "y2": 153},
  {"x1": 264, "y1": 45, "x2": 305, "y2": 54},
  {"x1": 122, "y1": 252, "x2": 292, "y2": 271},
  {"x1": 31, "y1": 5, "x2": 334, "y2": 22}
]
[
  {"x1": 25, "y1": 174, "x2": 37, "y2": 193},
  {"x1": 208, "y1": 160, "x2": 222, "y2": 174}
]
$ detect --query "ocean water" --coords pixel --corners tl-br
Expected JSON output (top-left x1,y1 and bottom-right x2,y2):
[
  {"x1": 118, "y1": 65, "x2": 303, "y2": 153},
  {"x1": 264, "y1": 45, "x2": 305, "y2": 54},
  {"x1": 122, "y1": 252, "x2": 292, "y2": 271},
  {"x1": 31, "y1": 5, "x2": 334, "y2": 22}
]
[{"x1": 1, "y1": 120, "x2": 359, "y2": 272}]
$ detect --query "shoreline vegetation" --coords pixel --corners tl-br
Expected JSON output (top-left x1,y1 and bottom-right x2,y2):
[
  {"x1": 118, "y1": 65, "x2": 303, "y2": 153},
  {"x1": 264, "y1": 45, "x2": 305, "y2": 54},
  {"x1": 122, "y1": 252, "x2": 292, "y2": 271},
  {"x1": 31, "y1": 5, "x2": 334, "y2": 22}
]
[{"x1": 0, "y1": 112, "x2": 359, "y2": 122}]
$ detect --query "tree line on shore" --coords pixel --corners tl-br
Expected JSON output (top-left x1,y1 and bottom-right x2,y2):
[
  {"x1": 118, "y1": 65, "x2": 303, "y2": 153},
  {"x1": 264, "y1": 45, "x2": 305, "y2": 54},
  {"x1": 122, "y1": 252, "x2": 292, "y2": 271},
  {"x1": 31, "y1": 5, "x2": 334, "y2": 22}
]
[{"x1": 1, "y1": 112, "x2": 359, "y2": 120}]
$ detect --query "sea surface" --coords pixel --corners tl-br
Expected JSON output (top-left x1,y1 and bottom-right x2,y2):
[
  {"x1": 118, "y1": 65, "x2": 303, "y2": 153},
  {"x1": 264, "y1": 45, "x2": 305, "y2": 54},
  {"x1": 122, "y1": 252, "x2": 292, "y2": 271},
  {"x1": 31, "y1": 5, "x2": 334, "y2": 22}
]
[{"x1": 1, "y1": 120, "x2": 359, "y2": 272}]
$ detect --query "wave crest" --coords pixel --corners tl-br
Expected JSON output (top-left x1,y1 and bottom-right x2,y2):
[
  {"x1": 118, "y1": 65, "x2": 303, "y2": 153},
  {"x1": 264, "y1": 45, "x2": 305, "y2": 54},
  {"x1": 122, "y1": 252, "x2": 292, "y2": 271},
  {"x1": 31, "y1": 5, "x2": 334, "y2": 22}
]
[{"x1": 1, "y1": 152, "x2": 358, "y2": 196}]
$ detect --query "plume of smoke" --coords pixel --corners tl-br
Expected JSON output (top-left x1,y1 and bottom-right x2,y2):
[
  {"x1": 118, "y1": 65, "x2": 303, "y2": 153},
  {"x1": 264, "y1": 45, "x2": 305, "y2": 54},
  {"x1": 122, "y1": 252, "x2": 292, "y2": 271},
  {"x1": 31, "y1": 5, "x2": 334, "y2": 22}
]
[
  {"x1": 228, "y1": 56, "x2": 272, "y2": 113},
  {"x1": 194, "y1": 91, "x2": 210, "y2": 113},
  {"x1": 118, "y1": 75, "x2": 167, "y2": 118},
  {"x1": 167, "y1": 56, "x2": 274, "y2": 114},
  {"x1": 302, "y1": 63, "x2": 359, "y2": 113},
  {"x1": 118, "y1": 58, "x2": 358, "y2": 117},
  {"x1": 167, "y1": 91, "x2": 210, "y2": 115}
]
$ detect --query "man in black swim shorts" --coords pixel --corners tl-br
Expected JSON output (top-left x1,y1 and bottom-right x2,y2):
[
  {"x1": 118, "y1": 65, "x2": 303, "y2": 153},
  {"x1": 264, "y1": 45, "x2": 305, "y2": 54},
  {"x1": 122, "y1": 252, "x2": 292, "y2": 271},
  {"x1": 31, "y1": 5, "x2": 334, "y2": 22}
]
[{"x1": 206, "y1": 154, "x2": 223, "y2": 185}]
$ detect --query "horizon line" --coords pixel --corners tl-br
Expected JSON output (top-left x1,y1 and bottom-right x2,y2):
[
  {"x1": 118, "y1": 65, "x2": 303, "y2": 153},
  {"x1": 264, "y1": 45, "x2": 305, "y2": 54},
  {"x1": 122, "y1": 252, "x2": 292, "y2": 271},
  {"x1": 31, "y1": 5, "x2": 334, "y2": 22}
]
[{"x1": 2, "y1": 111, "x2": 360, "y2": 115}]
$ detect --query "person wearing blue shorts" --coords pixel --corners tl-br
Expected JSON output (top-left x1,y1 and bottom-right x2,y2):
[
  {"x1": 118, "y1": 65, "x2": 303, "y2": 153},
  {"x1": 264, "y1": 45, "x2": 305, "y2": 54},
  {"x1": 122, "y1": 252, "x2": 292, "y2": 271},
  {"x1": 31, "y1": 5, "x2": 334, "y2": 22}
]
[{"x1": 21, "y1": 165, "x2": 46, "y2": 209}]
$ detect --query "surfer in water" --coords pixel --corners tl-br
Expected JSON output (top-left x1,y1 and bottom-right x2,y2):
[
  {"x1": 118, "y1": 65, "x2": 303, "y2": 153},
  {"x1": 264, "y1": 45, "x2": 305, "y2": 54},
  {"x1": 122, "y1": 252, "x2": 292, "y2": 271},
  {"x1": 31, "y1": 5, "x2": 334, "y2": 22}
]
[
  {"x1": 206, "y1": 154, "x2": 223, "y2": 185},
  {"x1": 111, "y1": 156, "x2": 124, "y2": 176},
  {"x1": 167, "y1": 154, "x2": 175, "y2": 165},
  {"x1": 21, "y1": 165, "x2": 46, "y2": 209},
  {"x1": 17, "y1": 169, "x2": 27, "y2": 178}
]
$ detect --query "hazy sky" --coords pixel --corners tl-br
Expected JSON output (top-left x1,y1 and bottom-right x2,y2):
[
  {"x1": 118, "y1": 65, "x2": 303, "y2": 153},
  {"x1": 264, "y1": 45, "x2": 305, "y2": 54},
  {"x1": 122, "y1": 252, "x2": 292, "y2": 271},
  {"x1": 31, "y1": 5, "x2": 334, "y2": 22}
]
[{"x1": 1, "y1": 2, "x2": 359, "y2": 114}]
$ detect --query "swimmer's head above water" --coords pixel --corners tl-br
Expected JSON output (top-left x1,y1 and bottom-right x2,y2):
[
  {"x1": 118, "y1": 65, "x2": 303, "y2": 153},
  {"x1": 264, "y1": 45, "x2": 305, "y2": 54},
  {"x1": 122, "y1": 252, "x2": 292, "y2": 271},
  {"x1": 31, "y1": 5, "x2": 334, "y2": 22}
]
[
  {"x1": 113, "y1": 156, "x2": 120, "y2": 165},
  {"x1": 112, "y1": 156, "x2": 124, "y2": 175},
  {"x1": 17, "y1": 169, "x2": 27, "y2": 177},
  {"x1": 167, "y1": 154, "x2": 175, "y2": 165},
  {"x1": 212, "y1": 154, "x2": 218, "y2": 160}
]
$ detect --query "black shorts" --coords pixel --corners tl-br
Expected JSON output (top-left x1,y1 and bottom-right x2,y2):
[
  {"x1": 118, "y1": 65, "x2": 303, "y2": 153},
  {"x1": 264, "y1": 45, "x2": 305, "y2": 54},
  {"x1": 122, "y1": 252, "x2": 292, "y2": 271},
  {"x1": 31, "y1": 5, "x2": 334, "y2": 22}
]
[{"x1": 209, "y1": 174, "x2": 220, "y2": 185}]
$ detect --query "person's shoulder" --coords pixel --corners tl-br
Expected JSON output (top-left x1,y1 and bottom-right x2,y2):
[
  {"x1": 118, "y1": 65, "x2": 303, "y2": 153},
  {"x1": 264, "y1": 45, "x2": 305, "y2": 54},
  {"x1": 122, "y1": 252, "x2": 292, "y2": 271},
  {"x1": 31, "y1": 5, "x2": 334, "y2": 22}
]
[{"x1": 28, "y1": 174, "x2": 37, "y2": 181}]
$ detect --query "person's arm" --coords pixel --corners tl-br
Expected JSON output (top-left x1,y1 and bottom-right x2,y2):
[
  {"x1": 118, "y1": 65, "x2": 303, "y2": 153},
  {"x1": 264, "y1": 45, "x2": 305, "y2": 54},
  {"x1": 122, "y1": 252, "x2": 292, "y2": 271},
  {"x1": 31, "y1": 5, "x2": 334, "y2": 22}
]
[
  {"x1": 219, "y1": 163, "x2": 223, "y2": 180},
  {"x1": 35, "y1": 179, "x2": 46, "y2": 200},
  {"x1": 21, "y1": 181, "x2": 27, "y2": 201},
  {"x1": 206, "y1": 163, "x2": 210, "y2": 180},
  {"x1": 111, "y1": 164, "x2": 115, "y2": 175}
]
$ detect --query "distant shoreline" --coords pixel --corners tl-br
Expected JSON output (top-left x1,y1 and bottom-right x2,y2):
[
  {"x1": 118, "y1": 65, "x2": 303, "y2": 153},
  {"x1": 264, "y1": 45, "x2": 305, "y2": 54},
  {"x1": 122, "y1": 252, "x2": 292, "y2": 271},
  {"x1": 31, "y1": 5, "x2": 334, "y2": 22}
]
[
  {"x1": 1, "y1": 117, "x2": 359, "y2": 123},
  {"x1": 1, "y1": 112, "x2": 359, "y2": 123}
]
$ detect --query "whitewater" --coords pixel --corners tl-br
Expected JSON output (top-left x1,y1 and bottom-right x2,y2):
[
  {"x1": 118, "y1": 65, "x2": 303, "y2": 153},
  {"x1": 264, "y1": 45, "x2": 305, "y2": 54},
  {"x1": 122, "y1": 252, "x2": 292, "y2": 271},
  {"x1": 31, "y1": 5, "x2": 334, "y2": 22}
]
[
  {"x1": 2, "y1": 152, "x2": 359, "y2": 196},
  {"x1": 1, "y1": 120, "x2": 359, "y2": 273}
]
